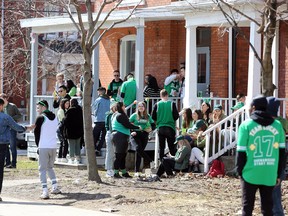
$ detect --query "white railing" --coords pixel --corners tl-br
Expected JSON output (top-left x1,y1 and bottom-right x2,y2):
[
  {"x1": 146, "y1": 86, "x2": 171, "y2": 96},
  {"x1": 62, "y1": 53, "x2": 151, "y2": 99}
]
[{"x1": 202, "y1": 106, "x2": 246, "y2": 172}]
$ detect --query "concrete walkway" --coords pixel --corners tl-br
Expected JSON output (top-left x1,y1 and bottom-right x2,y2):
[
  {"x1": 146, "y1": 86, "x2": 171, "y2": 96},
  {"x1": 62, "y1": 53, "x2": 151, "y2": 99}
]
[
  {"x1": 0, "y1": 197, "x2": 120, "y2": 216},
  {"x1": 1, "y1": 179, "x2": 120, "y2": 216}
]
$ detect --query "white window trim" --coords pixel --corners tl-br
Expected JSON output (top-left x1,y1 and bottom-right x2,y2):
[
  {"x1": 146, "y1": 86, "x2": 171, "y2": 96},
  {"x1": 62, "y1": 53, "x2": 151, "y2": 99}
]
[{"x1": 120, "y1": 35, "x2": 136, "y2": 78}]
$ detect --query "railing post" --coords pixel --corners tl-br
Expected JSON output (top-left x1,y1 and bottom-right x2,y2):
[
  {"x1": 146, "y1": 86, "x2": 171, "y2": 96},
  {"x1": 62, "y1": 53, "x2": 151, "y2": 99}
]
[
  {"x1": 154, "y1": 129, "x2": 159, "y2": 168},
  {"x1": 204, "y1": 133, "x2": 210, "y2": 173}
]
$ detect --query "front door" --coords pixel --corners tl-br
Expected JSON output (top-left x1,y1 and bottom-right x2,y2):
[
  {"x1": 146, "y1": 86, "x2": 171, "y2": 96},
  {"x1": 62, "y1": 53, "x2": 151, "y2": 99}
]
[{"x1": 197, "y1": 47, "x2": 210, "y2": 97}]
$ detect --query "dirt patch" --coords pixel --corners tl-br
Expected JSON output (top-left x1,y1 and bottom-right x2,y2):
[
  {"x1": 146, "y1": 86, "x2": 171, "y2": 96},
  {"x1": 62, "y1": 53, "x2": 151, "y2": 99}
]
[{"x1": 2, "y1": 157, "x2": 288, "y2": 216}]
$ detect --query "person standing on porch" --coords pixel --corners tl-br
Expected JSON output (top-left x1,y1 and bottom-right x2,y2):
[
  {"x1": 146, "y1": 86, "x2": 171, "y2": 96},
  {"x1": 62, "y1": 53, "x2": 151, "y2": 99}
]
[
  {"x1": 120, "y1": 73, "x2": 136, "y2": 117},
  {"x1": 53, "y1": 85, "x2": 71, "y2": 109},
  {"x1": 107, "y1": 70, "x2": 123, "y2": 101},
  {"x1": 179, "y1": 66, "x2": 185, "y2": 97},
  {"x1": 92, "y1": 87, "x2": 110, "y2": 157},
  {"x1": 152, "y1": 89, "x2": 179, "y2": 159},
  {"x1": 237, "y1": 96, "x2": 286, "y2": 215},
  {"x1": 0, "y1": 98, "x2": 29, "y2": 202},
  {"x1": 164, "y1": 69, "x2": 181, "y2": 97},
  {"x1": 0, "y1": 93, "x2": 22, "y2": 169},
  {"x1": 34, "y1": 100, "x2": 61, "y2": 199}
]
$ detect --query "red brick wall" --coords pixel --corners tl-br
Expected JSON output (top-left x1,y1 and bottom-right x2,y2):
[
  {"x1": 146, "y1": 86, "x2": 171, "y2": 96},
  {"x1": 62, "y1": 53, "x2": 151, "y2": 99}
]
[
  {"x1": 210, "y1": 27, "x2": 229, "y2": 98},
  {"x1": 99, "y1": 20, "x2": 186, "y2": 89},
  {"x1": 235, "y1": 28, "x2": 249, "y2": 96},
  {"x1": 278, "y1": 21, "x2": 288, "y2": 99}
]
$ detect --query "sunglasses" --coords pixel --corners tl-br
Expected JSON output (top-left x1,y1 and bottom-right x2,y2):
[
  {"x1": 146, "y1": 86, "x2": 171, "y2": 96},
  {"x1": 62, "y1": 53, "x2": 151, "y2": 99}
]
[{"x1": 114, "y1": 75, "x2": 120, "y2": 77}]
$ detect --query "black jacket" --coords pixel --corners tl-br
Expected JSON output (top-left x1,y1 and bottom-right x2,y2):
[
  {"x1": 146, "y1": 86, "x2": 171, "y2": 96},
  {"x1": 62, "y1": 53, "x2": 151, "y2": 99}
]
[{"x1": 63, "y1": 105, "x2": 84, "y2": 139}]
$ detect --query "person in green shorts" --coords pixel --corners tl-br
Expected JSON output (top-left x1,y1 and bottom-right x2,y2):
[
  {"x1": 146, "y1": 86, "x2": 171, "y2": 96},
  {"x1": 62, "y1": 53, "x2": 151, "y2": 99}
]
[{"x1": 237, "y1": 96, "x2": 286, "y2": 215}]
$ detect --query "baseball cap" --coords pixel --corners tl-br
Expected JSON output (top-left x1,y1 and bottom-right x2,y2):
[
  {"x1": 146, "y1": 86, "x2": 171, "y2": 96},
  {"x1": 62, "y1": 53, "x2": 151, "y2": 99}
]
[
  {"x1": 187, "y1": 120, "x2": 206, "y2": 134},
  {"x1": 37, "y1": 100, "x2": 49, "y2": 109},
  {"x1": 213, "y1": 104, "x2": 222, "y2": 111},
  {"x1": 251, "y1": 96, "x2": 267, "y2": 111},
  {"x1": 174, "y1": 135, "x2": 185, "y2": 144}
]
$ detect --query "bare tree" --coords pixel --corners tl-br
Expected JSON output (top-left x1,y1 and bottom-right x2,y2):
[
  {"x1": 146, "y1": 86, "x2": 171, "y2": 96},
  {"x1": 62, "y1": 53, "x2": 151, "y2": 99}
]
[
  {"x1": 213, "y1": 0, "x2": 288, "y2": 96},
  {"x1": 48, "y1": 0, "x2": 142, "y2": 182}
]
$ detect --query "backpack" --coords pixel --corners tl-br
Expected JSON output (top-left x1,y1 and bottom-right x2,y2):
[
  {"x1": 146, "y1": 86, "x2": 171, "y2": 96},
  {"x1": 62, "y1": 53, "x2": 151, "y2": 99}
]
[{"x1": 207, "y1": 159, "x2": 225, "y2": 177}]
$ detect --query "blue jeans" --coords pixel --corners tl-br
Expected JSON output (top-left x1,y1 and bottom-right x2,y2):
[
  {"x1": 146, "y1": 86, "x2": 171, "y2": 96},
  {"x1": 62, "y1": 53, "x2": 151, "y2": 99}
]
[
  {"x1": 272, "y1": 170, "x2": 286, "y2": 216},
  {"x1": 0, "y1": 144, "x2": 8, "y2": 194},
  {"x1": 5, "y1": 130, "x2": 17, "y2": 167}
]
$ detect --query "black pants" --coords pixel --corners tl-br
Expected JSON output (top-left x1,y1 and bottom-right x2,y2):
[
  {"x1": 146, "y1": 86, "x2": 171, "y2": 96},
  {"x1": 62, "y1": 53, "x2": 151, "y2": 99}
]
[
  {"x1": 158, "y1": 126, "x2": 176, "y2": 159},
  {"x1": 0, "y1": 144, "x2": 8, "y2": 194},
  {"x1": 57, "y1": 127, "x2": 68, "y2": 158},
  {"x1": 157, "y1": 157, "x2": 176, "y2": 176},
  {"x1": 93, "y1": 122, "x2": 106, "y2": 152},
  {"x1": 114, "y1": 153, "x2": 127, "y2": 170},
  {"x1": 132, "y1": 131, "x2": 152, "y2": 172},
  {"x1": 241, "y1": 178, "x2": 274, "y2": 216}
]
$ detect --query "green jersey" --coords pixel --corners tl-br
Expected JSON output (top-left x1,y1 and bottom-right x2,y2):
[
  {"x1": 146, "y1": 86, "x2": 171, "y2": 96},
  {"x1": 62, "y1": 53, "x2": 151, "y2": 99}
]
[
  {"x1": 120, "y1": 78, "x2": 136, "y2": 106},
  {"x1": 155, "y1": 100, "x2": 176, "y2": 131},
  {"x1": 237, "y1": 119, "x2": 285, "y2": 186},
  {"x1": 129, "y1": 113, "x2": 154, "y2": 131},
  {"x1": 164, "y1": 80, "x2": 180, "y2": 97},
  {"x1": 107, "y1": 80, "x2": 123, "y2": 101}
]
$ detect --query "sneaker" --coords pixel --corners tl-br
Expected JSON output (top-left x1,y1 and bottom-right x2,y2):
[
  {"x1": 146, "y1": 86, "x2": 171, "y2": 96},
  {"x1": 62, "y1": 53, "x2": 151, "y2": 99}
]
[
  {"x1": 134, "y1": 172, "x2": 140, "y2": 178},
  {"x1": 61, "y1": 158, "x2": 68, "y2": 163},
  {"x1": 51, "y1": 188, "x2": 61, "y2": 194},
  {"x1": 6, "y1": 164, "x2": 13, "y2": 168},
  {"x1": 74, "y1": 160, "x2": 81, "y2": 165},
  {"x1": 122, "y1": 172, "x2": 132, "y2": 178},
  {"x1": 114, "y1": 173, "x2": 122, "y2": 178},
  {"x1": 40, "y1": 192, "x2": 49, "y2": 199},
  {"x1": 68, "y1": 159, "x2": 74, "y2": 164},
  {"x1": 106, "y1": 170, "x2": 114, "y2": 177}
]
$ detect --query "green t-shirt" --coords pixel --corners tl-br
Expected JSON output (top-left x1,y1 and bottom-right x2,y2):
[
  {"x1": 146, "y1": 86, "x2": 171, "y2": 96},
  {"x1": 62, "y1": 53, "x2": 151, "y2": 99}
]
[
  {"x1": 120, "y1": 78, "x2": 136, "y2": 106},
  {"x1": 129, "y1": 113, "x2": 154, "y2": 131},
  {"x1": 108, "y1": 81, "x2": 123, "y2": 101},
  {"x1": 155, "y1": 100, "x2": 176, "y2": 131},
  {"x1": 237, "y1": 119, "x2": 285, "y2": 186},
  {"x1": 164, "y1": 80, "x2": 180, "y2": 97},
  {"x1": 111, "y1": 113, "x2": 130, "y2": 136}
]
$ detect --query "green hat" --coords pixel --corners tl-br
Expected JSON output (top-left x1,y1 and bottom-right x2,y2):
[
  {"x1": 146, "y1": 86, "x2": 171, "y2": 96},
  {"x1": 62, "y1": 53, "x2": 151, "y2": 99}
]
[
  {"x1": 231, "y1": 102, "x2": 244, "y2": 110},
  {"x1": 213, "y1": 104, "x2": 222, "y2": 111},
  {"x1": 187, "y1": 120, "x2": 206, "y2": 134},
  {"x1": 174, "y1": 135, "x2": 185, "y2": 144}
]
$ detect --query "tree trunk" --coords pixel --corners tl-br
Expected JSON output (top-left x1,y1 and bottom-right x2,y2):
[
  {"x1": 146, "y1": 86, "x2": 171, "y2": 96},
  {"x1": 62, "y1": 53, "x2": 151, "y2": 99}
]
[
  {"x1": 261, "y1": 1, "x2": 277, "y2": 96},
  {"x1": 82, "y1": 56, "x2": 102, "y2": 182}
]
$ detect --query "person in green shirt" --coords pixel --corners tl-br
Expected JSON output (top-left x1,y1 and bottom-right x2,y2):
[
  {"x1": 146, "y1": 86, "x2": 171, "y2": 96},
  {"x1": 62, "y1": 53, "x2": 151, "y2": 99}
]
[
  {"x1": 107, "y1": 70, "x2": 123, "y2": 101},
  {"x1": 120, "y1": 73, "x2": 136, "y2": 116},
  {"x1": 130, "y1": 101, "x2": 156, "y2": 176},
  {"x1": 164, "y1": 69, "x2": 181, "y2": 97},
  {"x1": 152, "y1": 89, "x2": 179, "y2": 159},
  {"x1": 237, "y1": 96, "x2": 286, "y2": 216}
]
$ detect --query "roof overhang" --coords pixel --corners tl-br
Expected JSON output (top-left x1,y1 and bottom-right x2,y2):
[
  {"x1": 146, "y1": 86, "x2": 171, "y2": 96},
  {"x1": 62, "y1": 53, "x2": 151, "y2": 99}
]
[{"x1": 20, "y1": 6, "x2": 184, "y2": 34}]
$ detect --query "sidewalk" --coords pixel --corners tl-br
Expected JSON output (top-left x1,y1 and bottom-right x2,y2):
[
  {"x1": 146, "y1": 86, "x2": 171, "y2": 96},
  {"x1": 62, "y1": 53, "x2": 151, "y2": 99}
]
[
  {"x1": 0, "y1": 197, "x2": 120, "y2": 216},
  {"x1": 1, "y1": 179, "x2": 120, "y2": 216}
]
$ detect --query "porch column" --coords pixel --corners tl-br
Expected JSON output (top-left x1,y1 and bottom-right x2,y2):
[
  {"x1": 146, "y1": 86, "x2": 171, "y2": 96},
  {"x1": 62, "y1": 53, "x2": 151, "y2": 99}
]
[
  {"x1": 246, "y1": 22, "x2": 262, "y2": 104},
  {"x1": 272, "y1": 21, "x2": 279, "y2": 98},
  {"x1": 92, "y1": 31, "x2": 100, "y2": 103},
  {"x1": 184, "y1": 25, "x2": 197, "y2": 109},
  {"x1": 135, "y1": 18, "x2": 145, "y2": 102},
  {"x1": 29, "y1": 33, "x2": 38, "y2": 124}
]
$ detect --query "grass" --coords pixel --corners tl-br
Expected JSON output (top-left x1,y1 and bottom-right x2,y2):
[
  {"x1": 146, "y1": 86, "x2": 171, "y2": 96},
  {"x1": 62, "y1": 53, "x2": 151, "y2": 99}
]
[{"x1": 16, "y1": 156, "x2": 38, "y2": 170}]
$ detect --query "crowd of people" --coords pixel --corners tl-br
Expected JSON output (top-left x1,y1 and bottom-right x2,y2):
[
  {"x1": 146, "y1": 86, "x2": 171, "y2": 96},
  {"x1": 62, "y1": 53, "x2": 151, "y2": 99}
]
[{"x1": 0, "y1": 67, "x2": 287, "y2": 215}]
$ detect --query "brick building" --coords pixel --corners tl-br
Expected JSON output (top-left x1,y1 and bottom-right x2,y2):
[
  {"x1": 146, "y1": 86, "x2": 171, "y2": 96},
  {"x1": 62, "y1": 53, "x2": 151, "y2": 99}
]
[{"x1": 19, "y1": 0, "x2": 288, "y2": 120}]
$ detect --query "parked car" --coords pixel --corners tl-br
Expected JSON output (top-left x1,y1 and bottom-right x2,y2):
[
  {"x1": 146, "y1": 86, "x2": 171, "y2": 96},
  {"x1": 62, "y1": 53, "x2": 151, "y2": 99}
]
[{"x1": 16, "y1": 121, "x2": 29, "y2": 149}]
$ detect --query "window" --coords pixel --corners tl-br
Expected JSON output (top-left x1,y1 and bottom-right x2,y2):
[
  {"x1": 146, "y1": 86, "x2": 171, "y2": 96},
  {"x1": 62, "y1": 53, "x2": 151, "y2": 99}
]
[{"x1": 120, "y1": 35, "x2": 136, "y2": 78}]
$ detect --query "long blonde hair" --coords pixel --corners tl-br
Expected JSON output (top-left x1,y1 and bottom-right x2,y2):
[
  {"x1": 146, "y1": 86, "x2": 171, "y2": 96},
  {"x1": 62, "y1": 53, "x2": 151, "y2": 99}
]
[{"x1": 136, "y1": 101, "x2": 148, "y2": 120}]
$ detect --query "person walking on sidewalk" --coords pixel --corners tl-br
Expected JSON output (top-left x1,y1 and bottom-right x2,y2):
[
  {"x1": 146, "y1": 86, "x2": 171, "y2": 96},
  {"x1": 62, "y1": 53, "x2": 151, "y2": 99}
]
[
  {"x1": 34, "y1": 100, "x2": 61, "y2": 199},
  {"x1": 237, "y1": 96, "x2": 286, "y2": 215},
  {"x1": 0, "y1": 98, "x2": 30, "y2": 202},
  {"x1": 0, "y1": 93, "x2": 22, "y2": 169}
]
